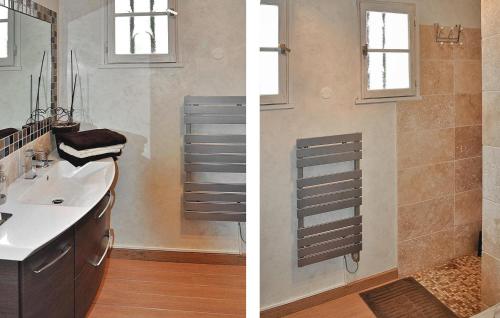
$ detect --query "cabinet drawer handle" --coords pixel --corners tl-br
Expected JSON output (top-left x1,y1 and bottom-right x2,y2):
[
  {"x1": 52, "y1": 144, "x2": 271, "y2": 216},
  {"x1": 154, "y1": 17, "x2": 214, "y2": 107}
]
[
  {"x1": 90, "y1": 229, "x2": 114, "y2": 268},
  {"x1": 97, "y1": 192, "x2": 115, "y2": 219},
  {"x1": 33, "y1": 245, "x2": 72, "y2": 274}
]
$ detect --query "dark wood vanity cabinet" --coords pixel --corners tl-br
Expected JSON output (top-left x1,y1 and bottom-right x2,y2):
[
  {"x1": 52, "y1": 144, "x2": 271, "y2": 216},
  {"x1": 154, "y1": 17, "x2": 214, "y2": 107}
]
[
  {"x1": 21, "y1": 228, "x2": 75, "y2": 318},
  {"x1": 75, "y1": 193, "x2": 112, "y2": 318},
  {"x1": 0, "y1": 261, "x2": 20, "y2": 317},
  {"x1": 0, "y1": 192, "x2": 113, "y2": 318}
]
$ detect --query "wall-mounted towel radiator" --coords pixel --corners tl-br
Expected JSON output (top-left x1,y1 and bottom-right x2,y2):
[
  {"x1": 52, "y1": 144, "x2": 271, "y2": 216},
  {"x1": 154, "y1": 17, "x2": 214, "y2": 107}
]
[
  {"x1": 296, "y1": 133, "x2": 362, "y2": 267},
  {"x1": 183, "y1": 96, "x2": 246, "y2": 222}
]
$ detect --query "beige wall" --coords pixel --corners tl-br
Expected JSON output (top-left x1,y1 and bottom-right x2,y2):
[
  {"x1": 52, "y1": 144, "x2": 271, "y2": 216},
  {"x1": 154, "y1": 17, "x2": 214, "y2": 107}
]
[
  {"x1": 397, "y1": 25, "x2": 482, "y2": 275},
  {"x1": 481, "y1": 0, "x2": 500, "y2": 307},
  {"x1": 261, "y1": 0, "x2": 481, "y2": 310},
  {"x1": 58, "y1": 0, "x2": 246, "y2": 254}
]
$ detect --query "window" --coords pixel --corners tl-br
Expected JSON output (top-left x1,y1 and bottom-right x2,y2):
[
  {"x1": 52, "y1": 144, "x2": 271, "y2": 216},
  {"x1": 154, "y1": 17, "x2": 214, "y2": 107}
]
[
  {"x1": 0, "y1": 6, "x2": 15, "y2": 67},
  {"x1": 260, "y1": 0, "x2": 289, "y2": 105},
  {"x1": 360, "y1": 1, "x2": 416, "y2": 100},
  {"x1": 106, "y1": 0, "x2": 178, "y2": 64}
]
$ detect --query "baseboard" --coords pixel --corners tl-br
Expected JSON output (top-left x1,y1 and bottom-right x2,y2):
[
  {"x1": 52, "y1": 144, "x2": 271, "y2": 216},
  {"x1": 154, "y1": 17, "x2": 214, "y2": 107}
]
[
  {"x1": 260, "y1": 268, "x2": 399, "y2": 318},
  {"x1": 110, "y1": 248, "x2": 246, "y2": 266}
]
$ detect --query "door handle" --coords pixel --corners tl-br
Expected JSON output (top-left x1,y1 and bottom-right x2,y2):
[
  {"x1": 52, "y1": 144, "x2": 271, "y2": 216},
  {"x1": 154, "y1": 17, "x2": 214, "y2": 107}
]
[
  {"x1": 166, "y1": 8, "x2": 178, "y2": 16},
  {"x1": 96, "y1": 192, "x2": 115, "y2": 220},
  {"x1": 33, "y1": 245, "x2": 72, "y2": 274},
  {"x1": 89, "y1": 229, "x2": 114, "y2": 268},
  {"x1": 362, "y1": 44, "x2": 368, "y2": 57},
  {"x1": 279, "y1": 43, "x2": 291, "y2": 54}
]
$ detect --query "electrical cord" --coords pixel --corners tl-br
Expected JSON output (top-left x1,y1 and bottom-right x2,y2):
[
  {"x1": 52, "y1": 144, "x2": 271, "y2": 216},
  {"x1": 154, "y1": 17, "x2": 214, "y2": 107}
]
[
  {"x1": 238, "y1": 222, "x2": 246, "y2": 244},
  {"x1": 344, "y1": 255, "x2": 359, "y2": 274}
]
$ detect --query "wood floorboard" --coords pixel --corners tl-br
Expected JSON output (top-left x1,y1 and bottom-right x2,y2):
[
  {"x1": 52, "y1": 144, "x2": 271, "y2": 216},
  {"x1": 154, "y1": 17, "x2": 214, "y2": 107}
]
[
  {"x1": 88, "y1": 304, "x2": 245, "y2": 318},
  {"x1": 104, "y1": 268, "x2": 244, "y2": 288},
  {"x1": 88, "y1": 259, "x2": 245, "y2": 318},
  {"x1": 94, "y1": 290, "x2": 245, "y2": 315},
  {"x1": 279, "y1": 278, "x2": 401, "y2": 318},
  {"x1": 108, "y1": 258, "x2": 246, "y2": 276},
  {"x1": 284, "y1": 294, "x2": 376, "y2": 318},
  {"x1": 99, "y1": 279, "x2": 245, "y2": 300}
]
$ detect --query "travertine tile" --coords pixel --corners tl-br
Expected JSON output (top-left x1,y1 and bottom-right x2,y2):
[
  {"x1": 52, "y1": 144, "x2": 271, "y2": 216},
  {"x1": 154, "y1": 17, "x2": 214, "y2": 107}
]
[
  {"x1": 453, "y1": 28, "x2": 481, "y2": 60},
  {"x1": 397, "y1": 95, "x2": 454, "y2": 132},
  {"x1": 483, "y1": 146, "x2": 500, "y2": 204},
  {"x1": 455, "y1": 189, "x2": 482, "y2": 226},
  {"x1": 482, "y1": 0, "x2": 500, "y2": 38},
  {"x1": 455, "y1": 157, "x2": 482, "y2": 193},
  {"x1": 455, "y1": 126, "x2": 482, "y2": 159},
  {"x1": 483, "y1": 199, "x2": 500, "y2": 259},
  {"x1": 483, "y1": 92, "x2": 500, "y2": 147},
  {"x1": 398, "y1": 162, "x2": 454, "y2": 206},
  {"x1": 455, "y1": 94, "x2": 482, "y2": 127},
  {"x1": 482, "y1": 35, "x2": 500, "y2": 91},
  {"x1": 421, "y1": 60, "x2": 454, "y2": 95},
  {"x1": 397, "y1": 24, "x2": 483, "y2": 282},
  {"x1": 454, "y1": 60, "x2": 482, "y2": 95},
  {"x1": 398, "y1": 128, "x2": 454, "y2": 169},
  {"x1": 420, "y1": 25, "x2": 453, "y2": 60},
  {"x1": 481, "y1": 252, "x2": 500, "y2": 307},
  {"x1": 0, "y1": 132, "x2": 53, "y2": 185},
  {"x1": 398, "y1": 230, "x2": 454, "y2": 276},
  {"x1": 454, "y1": 222, "x2": 481, "y2": 257},
  {"x1": 398, "y1": 196, "x2": 454, "y2": 241},
  {"x1": 413, "y1": 256, "x2": 482, "y2": 318}
]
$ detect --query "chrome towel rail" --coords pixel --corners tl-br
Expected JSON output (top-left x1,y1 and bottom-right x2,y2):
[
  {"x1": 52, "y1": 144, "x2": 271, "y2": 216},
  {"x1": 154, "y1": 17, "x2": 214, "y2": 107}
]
[
  {"x1": 296, "y1": 133, "x2": 362, "y2": 267},
  {"x1": 183, "y1": 96, "x2": 246, "y2": 222}
]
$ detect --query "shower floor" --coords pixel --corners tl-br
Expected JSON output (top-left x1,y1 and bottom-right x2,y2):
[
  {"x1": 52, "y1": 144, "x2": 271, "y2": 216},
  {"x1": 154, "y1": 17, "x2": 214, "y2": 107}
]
[{"x1": 412, "y1": 255, "x2": 482, "y2": 318}]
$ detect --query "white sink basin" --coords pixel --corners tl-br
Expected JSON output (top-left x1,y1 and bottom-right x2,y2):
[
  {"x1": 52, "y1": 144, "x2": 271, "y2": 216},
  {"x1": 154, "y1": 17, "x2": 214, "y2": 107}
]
[{"x1": 17, "y1": 160, "x2": 115, "y2": 208}]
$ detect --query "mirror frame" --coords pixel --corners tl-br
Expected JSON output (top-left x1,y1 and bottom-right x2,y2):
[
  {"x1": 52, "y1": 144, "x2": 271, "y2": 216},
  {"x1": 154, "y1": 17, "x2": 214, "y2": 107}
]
[{"x1": 0, "y1": 0, "x2": 57, "y2": 160}]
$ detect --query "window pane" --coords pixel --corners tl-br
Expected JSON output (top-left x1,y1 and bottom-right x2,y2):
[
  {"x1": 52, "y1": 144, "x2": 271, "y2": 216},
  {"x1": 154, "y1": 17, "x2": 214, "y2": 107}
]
[
  {"x1": 260, "y1": 4, "x2": 279, "y2": 48},
  {"x1": 367, "y1": 11, "x2": 408, "y2": 49},
  {"x1": 115, "y1": 17, "x2": 131, "y2": 54},
  {"x1": 0, "y1": 7, "x2": 8, "y2": 20},
  {"x1": 0, "y1": 22, "x2": 7, "y2": 58},
  {"x1": 115, "y1": 0, "x2": 169, "y2": 13},
  {"x1": 115, "y1": 16, "x2": 169, "y2": 55},
  {"x1": 260, "y1": 51, "x2": 279, "y2": 95},
  {"x1": 368, "y1": 52, "x2": 409, "y2": 90}
]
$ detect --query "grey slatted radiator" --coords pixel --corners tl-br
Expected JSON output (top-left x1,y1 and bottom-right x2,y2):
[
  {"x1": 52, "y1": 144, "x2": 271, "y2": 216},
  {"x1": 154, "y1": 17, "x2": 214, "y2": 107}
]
[
  {"x1": 296, "y1": 133, "x2": 363, "y2": 267},
  {"x1": 183, "y1": 96, "x2": 246, "y2": 222}
]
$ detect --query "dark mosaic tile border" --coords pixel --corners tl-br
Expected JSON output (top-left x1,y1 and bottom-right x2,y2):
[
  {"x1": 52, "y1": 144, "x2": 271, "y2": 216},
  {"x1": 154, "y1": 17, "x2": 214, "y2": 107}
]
[
  {"x1": 0, "y1": 0, "x2": 57, "y2": 160},
  {"x1": 0, "y1": 117, "x2": 53, "y2": 159}
]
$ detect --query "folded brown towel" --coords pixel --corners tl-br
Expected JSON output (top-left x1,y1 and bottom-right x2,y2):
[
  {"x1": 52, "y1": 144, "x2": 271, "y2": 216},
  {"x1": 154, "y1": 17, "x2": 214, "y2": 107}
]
[
  {"x1": 57, "y1": 129, "x2": 126, "y2": 151},
  {"x1": 0, "y1": 128, "x2": 19, "y2": 139}
]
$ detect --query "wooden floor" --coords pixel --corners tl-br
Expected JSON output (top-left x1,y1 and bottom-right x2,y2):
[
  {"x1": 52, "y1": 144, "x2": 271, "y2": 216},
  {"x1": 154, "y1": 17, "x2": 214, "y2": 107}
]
[
  {"x1": 284, "y1": 293, "x2": 375, "y2": 318},
  {"x1": 87, "y1": 258, "x2": 246, "y2": 318}
]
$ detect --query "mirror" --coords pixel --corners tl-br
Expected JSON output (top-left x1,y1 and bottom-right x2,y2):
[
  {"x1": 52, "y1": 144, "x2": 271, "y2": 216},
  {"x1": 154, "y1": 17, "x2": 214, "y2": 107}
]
[{"x1": 0, "y1": 6, "x2": 52, "y2": 138}]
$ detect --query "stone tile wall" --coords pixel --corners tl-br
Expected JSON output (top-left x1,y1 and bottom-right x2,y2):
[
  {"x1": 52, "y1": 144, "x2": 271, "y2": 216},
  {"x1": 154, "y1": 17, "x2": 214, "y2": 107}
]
[
  {"x1": 482, "y1": 0, "x2": 500, "y2": 305},
  {"x1": 397, "y1": 25, "x2": 482, "y2": 275}
]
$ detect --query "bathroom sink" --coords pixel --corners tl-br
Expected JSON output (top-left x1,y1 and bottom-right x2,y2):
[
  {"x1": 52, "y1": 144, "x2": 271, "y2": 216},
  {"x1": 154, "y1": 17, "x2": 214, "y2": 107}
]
[{"x1": 17, "y1": 160, "x2": 115, "y2": 208}]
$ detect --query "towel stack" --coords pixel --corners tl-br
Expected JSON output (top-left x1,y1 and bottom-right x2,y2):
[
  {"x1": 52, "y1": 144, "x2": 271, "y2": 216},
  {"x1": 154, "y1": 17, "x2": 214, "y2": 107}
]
[{"x1": 57, "y1": 129, "x2": 127, "y2": 167}]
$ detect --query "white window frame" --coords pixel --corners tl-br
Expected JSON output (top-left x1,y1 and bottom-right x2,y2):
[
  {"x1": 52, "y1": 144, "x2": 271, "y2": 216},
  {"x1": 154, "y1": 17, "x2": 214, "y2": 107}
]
[
  {"x1": 0, "y1": 9, "x2": 16, "y2": 67},
  {"x1": 105, "y1": 0, "x2": 178, "y2": 65},
  {"x1": 359, "y1": 1, "x2": 416, "y2": 100},
  {"x1": 260, "y1": 0, "x2": 289, "y2": 106}
]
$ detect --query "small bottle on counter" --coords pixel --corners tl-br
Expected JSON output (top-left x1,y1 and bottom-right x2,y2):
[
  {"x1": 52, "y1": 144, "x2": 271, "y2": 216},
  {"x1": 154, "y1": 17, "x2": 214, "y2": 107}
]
[{"x1": 0, "y1": 169, "x2": 6, "y2": 205}]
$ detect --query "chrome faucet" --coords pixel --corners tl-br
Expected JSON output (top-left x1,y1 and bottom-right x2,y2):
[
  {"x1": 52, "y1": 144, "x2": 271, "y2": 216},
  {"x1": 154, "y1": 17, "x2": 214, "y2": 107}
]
[
  {"x1": 24, "y1": 150, "x2": 51, "y2": 179},
  {"x1": 33, "y1": 150, "x2": 51, "y2": 168},
  {"x1": 24, "y1": 149, "x2": 37, "y2": 179}
]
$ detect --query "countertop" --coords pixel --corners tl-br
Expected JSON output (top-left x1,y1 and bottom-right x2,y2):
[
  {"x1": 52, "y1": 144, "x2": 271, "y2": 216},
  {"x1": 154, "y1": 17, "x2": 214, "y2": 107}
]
[{"x1": 0, "y1": 156, "x2": 116, "y2": 261}]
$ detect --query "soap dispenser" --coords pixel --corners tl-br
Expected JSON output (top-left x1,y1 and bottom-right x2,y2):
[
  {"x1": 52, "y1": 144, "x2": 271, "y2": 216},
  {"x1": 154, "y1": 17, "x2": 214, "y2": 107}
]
[{"x1": 0, "y1": 168, "x2": 6, "y2": 205}]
